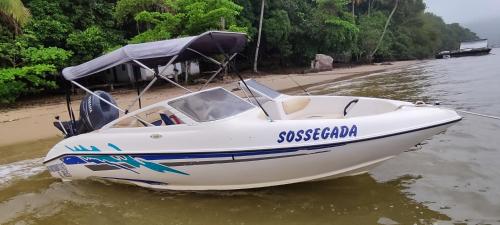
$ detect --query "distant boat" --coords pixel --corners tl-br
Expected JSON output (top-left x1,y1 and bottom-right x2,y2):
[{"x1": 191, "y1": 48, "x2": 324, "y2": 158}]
[{"x1": 436, "y1": 39, "x2": 492, "y2": 59}]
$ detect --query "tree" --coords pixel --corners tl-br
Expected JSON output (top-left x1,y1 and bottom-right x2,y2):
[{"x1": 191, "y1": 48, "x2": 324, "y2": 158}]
[
  {"x1": 0, "y1": 0, "x2": 482, "y2": 104},
  {"x1": 0, "y1": 65, "x2": 57, "y2": 104},
  {"x1": 66, "y1": 26, "x2": 111, "y2": 62},
  {"x1": 0, "y1": 36, "x2": 71, "y2": 103},
  {"x1": 129, "y1": 11, "x2": 180, "y2": 43},
  {"x1": 351, "y1": 0, "x2": 363, "y2": 17},
  {"x1": 369, "y1": 0, "x2": 398, "y2": 61},
  {"x1": 22, "y1": 47, "x2": 73, "y2": 69},
  {"x1": 263, "y1": 10, "x2": 292, "y2": 59},
  {"x1": 315, "y1": 0, "x2": 359, "y2": 53},
  {"x1": 253, "y1": 0, "x2": 264, "y2": 73},
  {"x1": 176, "y1": 0, "x2": 246, "y2": 35},
  {"x1": 367, "y1": 0, "x2": 373, "y2": 16},
  {"x1": 357, "y1": 12, "x2": 390, "y2": 61},
  {"x1": 116, "y1": 0, "x2": 247, "y2": 44},
  {"x1": 114, "y1": 0, "x2": 168, "y2": 24},
  {"x1": 0, "y1": 0, "x2": 31, "y2": 35}
]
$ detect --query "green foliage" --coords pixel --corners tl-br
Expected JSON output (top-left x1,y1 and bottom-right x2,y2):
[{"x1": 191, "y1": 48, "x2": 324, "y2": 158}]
[
  {"x1": 350, "y1": 0, "x2": 478, "y2": 61},
  {"x1": 232, "y1": 0, "x2": 256, "y2": 37},
  {"x1": 228, "y1": 24, "x2": 247, "y2": 33},
  {"x1": 356, "y1": 12, "x2": 390, "y2": 61},
  {"x1": 0, "y1": 64, "x2": 56, "y2": 104},
  {"x1": 123, "y1": 0, "x2": 246, "y2": 43},
  {"x1": 0, "y1": 40, "x2": 20, "y2": 67},
  {"x1": 263, "y1": 10, "x2": 292, "y2": 57},
  {"x1": 129, "y1": 11, "x2": 180, "y2": 43},
  {"x1": 0, "y1": 33, "x2": 69, "y2": 103},
  {"x1": 315, "y1": 0, "x2": 358, "y2": 51},
  {"x1": 26, "y1": 0, "x2": 124, "y2": 62},
  {"x1": 0, "y1": 0, "x2": 483, "y2": 103},
  {"x1": 0, "y1": 33, "x2": 72, "y2": 68},
  {"x1": 21, "y1": 47, "x2": 72, "y2": 69},
  {"x1": 24, "y1": 18, "x2": 72, "y2": 48},
  {"x1": 65, "y1": 0, "x2": 117, "y2": 30},
  {"x1": 67, "y1": 26, "x2": 113, "y2": 62},
  {"x1": 176, "y1": 0, "x2": 245, "y2": 35},
  {"x1": 274, "y1": 0, "x2": 319, "y2": 63},
  {"x1": 442, "y1": 22, "x2": 478, "y2": 50},
  {"x1": 113, "y1": 0, "x2": 167, "y2": 24},
  {"x1": 0, "y1": 0, "x2": 31, "y2": 33}
]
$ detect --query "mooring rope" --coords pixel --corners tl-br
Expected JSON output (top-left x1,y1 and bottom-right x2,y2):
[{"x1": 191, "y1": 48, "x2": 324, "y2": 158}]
[
  {"x1": 449, "y1": 109, "x2": 500, "y2": 120},
  {"x1": 423, "y1": 101, "x2": 500, "y2": 121}
]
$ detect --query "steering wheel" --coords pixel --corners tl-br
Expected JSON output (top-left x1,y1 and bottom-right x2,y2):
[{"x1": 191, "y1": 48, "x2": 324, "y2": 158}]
[{"x1": 343, "y1": 99, "x2": 359, "y2": 116}]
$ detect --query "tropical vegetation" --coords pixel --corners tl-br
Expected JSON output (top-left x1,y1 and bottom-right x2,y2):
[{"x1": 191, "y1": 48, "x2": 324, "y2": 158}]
[{"x1": 0, "y1": 0, "x2": 478, "y2": 103}]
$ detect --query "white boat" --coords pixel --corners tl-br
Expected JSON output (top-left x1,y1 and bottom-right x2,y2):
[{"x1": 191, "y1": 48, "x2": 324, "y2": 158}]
[{"x1": 44, "y1": 31, "x2": 462, "y2": 190}]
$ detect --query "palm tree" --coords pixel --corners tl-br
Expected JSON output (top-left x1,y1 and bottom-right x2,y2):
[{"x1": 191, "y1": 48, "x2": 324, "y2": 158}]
[
  {"x1": 369, "y1": 0, "x2": 399, "y2": 61},
  {"x1": 0, "y1": 0, "x2": 31, "y2": 35},
  {"x1": 253, "y1": 0, "x2": 265, "y2": 73}
]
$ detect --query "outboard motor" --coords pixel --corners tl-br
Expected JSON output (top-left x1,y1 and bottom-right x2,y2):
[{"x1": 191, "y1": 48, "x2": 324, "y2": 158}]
[
  {"x1": 79, "y1": 90, "x2": 119, "y2": 133},
  {"x1": 53, "y1": 90, "x2": 119, "y2": 137}
]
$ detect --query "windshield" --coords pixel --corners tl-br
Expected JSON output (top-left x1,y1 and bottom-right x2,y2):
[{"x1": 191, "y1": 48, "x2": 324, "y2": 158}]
[
  {"x1": 242, "y1": 79, "x2": 281, "y2": 99},
  {"x1": 168, "y1": 88, "x2": 255, "y2": 122}
]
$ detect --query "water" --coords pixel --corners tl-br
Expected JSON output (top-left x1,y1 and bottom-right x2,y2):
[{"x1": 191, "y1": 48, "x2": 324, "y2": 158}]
[{"x1": 1, "y1": 49, "x2": 499, "y2": 224}]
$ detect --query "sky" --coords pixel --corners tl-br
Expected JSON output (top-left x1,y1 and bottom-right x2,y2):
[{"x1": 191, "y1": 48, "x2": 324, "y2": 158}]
[
  {"x1": 424, "y1": 0, "x2": 500, "y2": 45},
  {"x1": 423, "y1": 0, "x2": 500, "y2": 24}
]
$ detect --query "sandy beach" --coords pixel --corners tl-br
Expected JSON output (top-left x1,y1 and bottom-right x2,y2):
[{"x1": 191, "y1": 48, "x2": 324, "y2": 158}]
[{"x1": 0, "y1": 60, "x2": 419, "y2": 147}]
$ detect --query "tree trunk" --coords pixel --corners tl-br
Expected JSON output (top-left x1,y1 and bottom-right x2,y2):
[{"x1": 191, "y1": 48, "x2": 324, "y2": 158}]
[
  {"x1": 368, "y1": 0, "x2": 372, "y2": 16},
  {"x1": 14, "y1": 23, "x2": 18, "y2": 36},
  {"x1": 220, "y1": 17, "x2": 225, "y2": 30},
  {"x1": 253, "y1": 0, "x2": 265, "y2": 73},
  {"x1": 369, "y1": 0, "x2": 398, "y2": 61},
  {"x1": 352, "y1": 0, "x2": 355, "y2": 17}
]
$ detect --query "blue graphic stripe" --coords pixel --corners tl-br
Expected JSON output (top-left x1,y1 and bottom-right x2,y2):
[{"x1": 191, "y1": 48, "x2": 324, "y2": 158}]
[
  {"x1": 61, "y1": 143, "x2": 341, "y2": 164},
  {"x1": 134, "y1": 145, "x2": 335, "y2": 160}
]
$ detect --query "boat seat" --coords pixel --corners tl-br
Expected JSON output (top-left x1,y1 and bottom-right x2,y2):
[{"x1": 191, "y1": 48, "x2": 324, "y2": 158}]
[
  {"x1": 152, "y1": 120, "x2": 163, "y2": 126},
  {"x1": 282, "y1": 97, "x2": 311, "y2": 115},
  {"x1": 160, "y1": 113, "x2": 175, "y2": 125}
]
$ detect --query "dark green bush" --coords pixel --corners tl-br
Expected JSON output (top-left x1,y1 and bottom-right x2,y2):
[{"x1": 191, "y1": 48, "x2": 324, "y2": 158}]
[{"x1": 0, "y1": 64, "x2": 57, "y2": 104}]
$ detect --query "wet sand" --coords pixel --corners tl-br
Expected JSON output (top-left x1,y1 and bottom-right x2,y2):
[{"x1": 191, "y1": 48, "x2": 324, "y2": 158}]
[{"x1": 0, "y1": 60, "x2": 419, "y2": 146}]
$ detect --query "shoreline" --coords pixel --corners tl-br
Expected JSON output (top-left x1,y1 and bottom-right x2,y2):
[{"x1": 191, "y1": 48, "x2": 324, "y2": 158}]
[{"x1": 0, "y1": 60, "x2": 421, "y2": 147}]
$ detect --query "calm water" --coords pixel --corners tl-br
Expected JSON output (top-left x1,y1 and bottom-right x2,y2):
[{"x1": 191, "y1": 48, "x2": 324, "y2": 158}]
[{"x1": 1, "y1": 49, "x2": 499, "y2": 225}]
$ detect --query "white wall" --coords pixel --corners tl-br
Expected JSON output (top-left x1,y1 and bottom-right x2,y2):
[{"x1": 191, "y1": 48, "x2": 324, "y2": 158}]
[
  {"x1": 460, "y1": 40, "x2": 488, "y2": 50},
  {"x1": 141, "y1": 61, "x2": 200, "y2": 81},
  {"x1": 102, "y1": 61, "x2": 200, "y2": 84}
]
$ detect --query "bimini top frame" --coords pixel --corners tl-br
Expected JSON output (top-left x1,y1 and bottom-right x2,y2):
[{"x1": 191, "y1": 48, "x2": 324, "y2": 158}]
[
  {"x1": 62, "y1": 31, "x2": 247, "y2": 114},
  {"x1": 59, "y1": 31, "x2": 272, "y2": 133},
  {"x1": 62, "y1": 31, "x2": 247, "y2": 81}
]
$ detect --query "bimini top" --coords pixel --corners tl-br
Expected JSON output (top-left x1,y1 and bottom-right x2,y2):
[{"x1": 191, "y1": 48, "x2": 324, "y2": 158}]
[{"x1": 62, "y1": 31, "x2": 247, "y2": 80}]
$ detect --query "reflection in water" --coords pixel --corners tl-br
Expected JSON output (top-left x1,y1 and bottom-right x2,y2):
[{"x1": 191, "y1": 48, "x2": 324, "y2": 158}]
[
  {"x1": 0, "y1": 174, "x2": 448, "y2": 225},
  {"x1": 1, "y1": 49, "x2": 500, "y2": 224},
  {"x1": 308, "y1": 65, "x2": 435, "y2": 103},
  {"x1": 0, "y1": 137, "x2": 61, "y2": 165},
  {"x1": 307, "y1": 49, "x2": 500, "y2": 224}
]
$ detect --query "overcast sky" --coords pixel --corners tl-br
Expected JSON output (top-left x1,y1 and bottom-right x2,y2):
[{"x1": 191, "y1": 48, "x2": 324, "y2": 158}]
[{"x1": 424, "y1": 0, "x2": 500, "y2": 24}]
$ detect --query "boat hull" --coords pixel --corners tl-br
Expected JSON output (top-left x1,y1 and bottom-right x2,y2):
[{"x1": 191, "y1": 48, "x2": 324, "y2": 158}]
[
  {"x1": 436, "y1": 48, "x2": 491, "y2": 59},
  {"x1": 44, "y1": 120, "x2": 458, "y2": 190}
]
